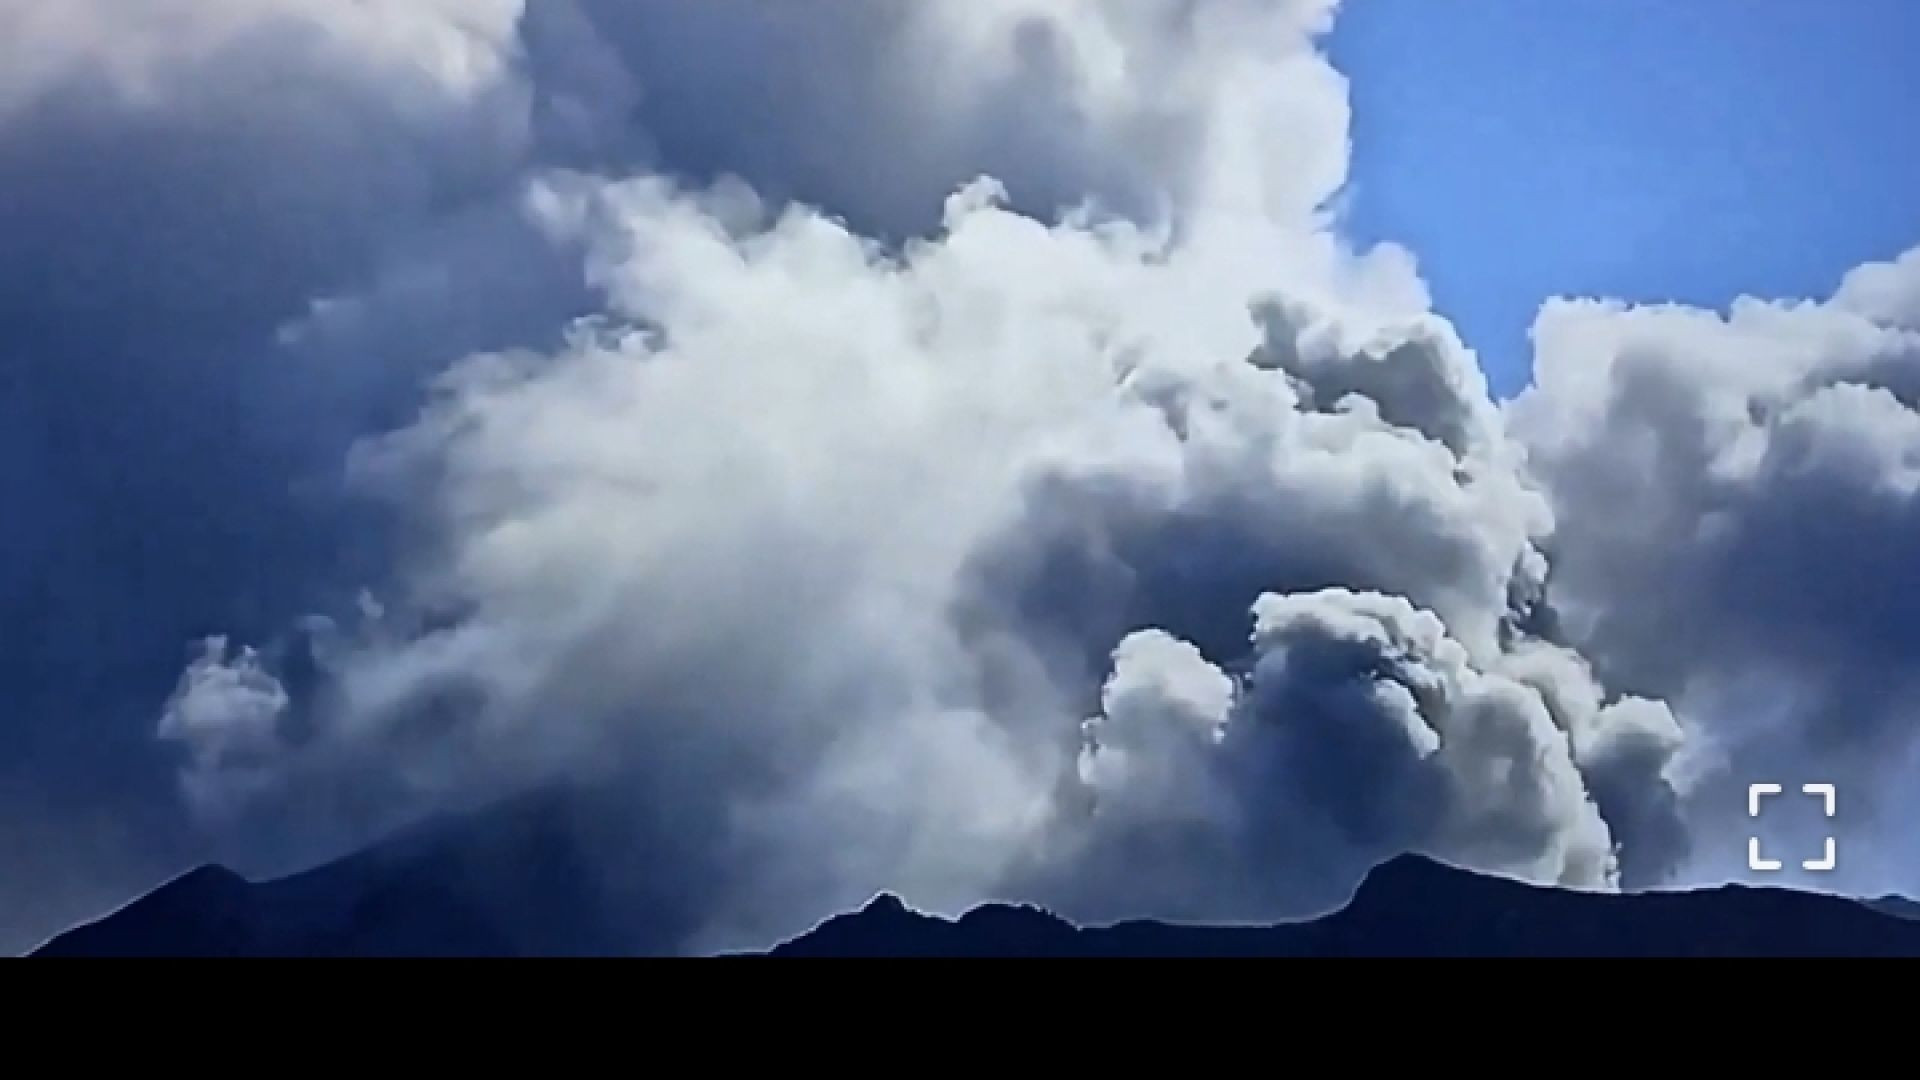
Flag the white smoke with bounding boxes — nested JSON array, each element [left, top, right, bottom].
[[141, 0, 1708, 952], [1513, 244, 1920, 893], [1061, 588, 1663, 923], [157, 639, 293, 821]]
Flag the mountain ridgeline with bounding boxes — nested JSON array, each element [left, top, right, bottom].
[[32, 794, 1920, 957]]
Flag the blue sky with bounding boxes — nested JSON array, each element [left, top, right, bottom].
[[1331, 0, 1920, 396]]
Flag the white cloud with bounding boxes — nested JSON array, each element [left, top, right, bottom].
[[140, 0, 1694, 951], [1078, 629, 1234, 816], [1836, 248, 1920, 329], [1513, 243, 1920, 894], [0, 0, 525, 115], [158, 638, 292, 820], [1061, 589, 1635, 921]]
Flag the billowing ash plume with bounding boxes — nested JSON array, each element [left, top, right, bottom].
[[1512, 247, 1920, 891], [8, 0, 1914, 955], [131, 0, 1696, 952]]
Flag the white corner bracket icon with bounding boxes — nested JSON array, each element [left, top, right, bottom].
[[1746, 782, 1837, 873], [1802, 783, 1836, 871], [1747, 784, 1782, 871]]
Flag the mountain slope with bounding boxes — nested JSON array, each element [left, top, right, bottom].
[[1866, 894, 1920, 922], [32, 791, 630, 957], [33, 793, 1920, 956]]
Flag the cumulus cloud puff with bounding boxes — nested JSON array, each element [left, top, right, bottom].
[[5, 0, 1914, 953], [1062, 590, 1649, 921]]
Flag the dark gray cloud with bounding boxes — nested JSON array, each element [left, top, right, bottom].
[[1513, 251, 1920, 894], [1046, 588, 1649, 925], [0, 0, 574, 950]]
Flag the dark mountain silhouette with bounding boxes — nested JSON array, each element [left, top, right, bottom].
[[32, 790, 633, 957], [766, 858, 1920, 956], [1866, 894, 1920, 922], [33, 791, 1920, 956]]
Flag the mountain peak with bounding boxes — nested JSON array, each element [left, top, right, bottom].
[[1356, 851, 1463, 888], [1346, 851, 1542, 904], [861, 892, 912, 916], [160, 863, 253, 895], [34, 863, 260, 957]]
